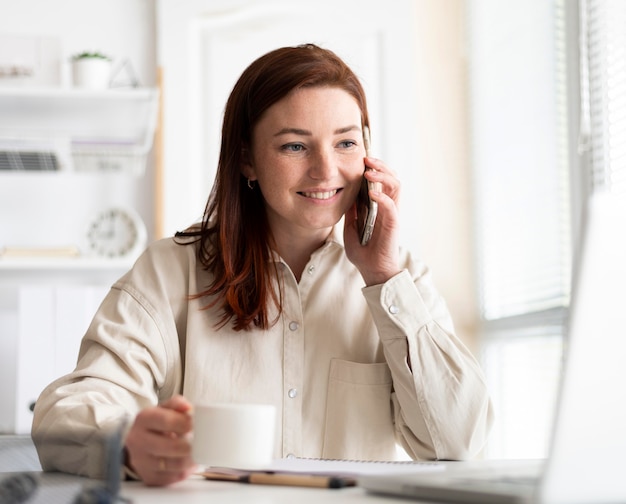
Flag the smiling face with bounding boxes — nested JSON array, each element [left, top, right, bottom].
[[242, 86, 366, 242]]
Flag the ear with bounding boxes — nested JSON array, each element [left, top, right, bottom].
[[240, 147, 256, 180]]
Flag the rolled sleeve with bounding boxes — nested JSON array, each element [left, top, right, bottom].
[[363, 269, 494, 460]]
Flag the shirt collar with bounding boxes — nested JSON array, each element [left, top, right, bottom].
[[268, 225, 344, 264]]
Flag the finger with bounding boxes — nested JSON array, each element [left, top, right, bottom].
[[143, 458, 197, 487], [366, 170, 400, 205], [368, 187, 399, 221], [130, 448, 186, 475], [139, 429, 192, 458], [364, 156, 397, 177], [135, 405, 192, 436], [153, 453, 196, 473], [364, 158, 400, 189], [125, 436, 189, 478], [126, 431, 195, 485], [160, 394, 193, 414]]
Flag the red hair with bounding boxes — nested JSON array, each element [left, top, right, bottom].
[[177, 44, 370, 331]]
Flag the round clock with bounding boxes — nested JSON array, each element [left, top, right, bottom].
[[86, 207, 147, 258]]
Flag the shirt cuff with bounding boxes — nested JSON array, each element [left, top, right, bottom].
[[362, 269, 432, 340]]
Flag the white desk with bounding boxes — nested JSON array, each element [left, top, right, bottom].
[[14, 472, 421, 503], [0, 436, 431, 502], [120, 460, 543, 503], [121, 475, 408, 503]]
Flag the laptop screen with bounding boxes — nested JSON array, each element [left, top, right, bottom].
[[539, 192, 626, 503]]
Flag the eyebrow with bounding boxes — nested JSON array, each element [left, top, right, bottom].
[[273, 125, 362, 137]]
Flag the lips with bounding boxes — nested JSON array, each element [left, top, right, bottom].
[[299, 189, 340, 200]]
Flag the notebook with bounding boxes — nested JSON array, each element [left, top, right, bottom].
[[359, 191, 626, 504]]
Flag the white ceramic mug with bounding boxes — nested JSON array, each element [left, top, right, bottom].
[[192, 403, 276, 469]]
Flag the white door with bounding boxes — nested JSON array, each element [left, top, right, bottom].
[[157, 0, 419, 251]]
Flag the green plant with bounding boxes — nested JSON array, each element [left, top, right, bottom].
[[72, 51, 111, 61]]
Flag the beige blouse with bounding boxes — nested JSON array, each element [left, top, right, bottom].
[[32, 230, 493, 479]]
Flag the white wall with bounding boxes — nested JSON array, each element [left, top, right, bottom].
[[0, 0, 156, 89], [0, 0, 158, 433], [412, 1, 478, 349], [0, 0, 158, 243]]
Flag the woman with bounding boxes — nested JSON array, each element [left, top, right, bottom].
[[32, 44, 493, 487]]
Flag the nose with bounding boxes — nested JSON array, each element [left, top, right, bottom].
[[308, 146, 338, 180]]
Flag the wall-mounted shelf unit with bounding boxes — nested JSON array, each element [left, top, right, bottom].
[[0, 87, 159, 174]]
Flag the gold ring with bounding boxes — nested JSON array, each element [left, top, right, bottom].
[[159, 458, 166, 471]]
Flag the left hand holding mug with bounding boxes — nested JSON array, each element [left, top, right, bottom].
[[124, 395, 196, 486]]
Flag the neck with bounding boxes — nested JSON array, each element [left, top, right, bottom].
[[272, 227, 332, 282]]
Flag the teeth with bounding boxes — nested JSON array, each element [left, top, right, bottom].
[[302, 190, 338, 200]]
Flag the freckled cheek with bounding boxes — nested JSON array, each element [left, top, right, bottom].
[[255, 158, 295, 188]]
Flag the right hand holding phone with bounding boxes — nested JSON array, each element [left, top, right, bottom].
[[344, 156, 403, 286]]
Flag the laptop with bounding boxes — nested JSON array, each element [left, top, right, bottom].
[[360, 191, 626, 503]]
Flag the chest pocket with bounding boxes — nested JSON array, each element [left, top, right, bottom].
[[322, 358, 397, 460]]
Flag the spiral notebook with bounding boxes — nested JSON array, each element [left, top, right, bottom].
[[267, 457, 444, 476], [360, 191, 626, 503], [201, 456, 445, 488]]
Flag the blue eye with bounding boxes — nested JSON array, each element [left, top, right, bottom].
[[282, 143, 305, 152], [338, 140, 357, 149]]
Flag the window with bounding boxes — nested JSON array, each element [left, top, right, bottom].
[[469, 0, 626, 459], [467, 0, 572, 458]]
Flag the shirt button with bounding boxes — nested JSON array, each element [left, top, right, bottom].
[[286, 453, 296, 459], [389, 304, 399, 314], [289, 321, 299, 331], [307, 265, 315, 275], [288, 388, 298, 399]]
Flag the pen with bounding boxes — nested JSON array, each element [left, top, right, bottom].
[[247, 472, 354, 489], [202, 470, 356, 489]]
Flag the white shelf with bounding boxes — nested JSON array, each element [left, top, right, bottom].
[[0, 256, 134, 271], [0, 256, 134, 290], [0, 87, 158, 145], [0, 86, 159, 174]]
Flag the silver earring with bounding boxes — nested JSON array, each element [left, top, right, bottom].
[[247, 178, 255, 190]]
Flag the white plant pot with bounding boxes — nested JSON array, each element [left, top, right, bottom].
[[72, 59, 111, 90]]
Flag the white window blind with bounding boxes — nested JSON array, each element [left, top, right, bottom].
[[583, 0, 626, 194], [468, 0, 572, 325]]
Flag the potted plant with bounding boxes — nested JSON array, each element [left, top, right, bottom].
[[71, 51, 112, 90]]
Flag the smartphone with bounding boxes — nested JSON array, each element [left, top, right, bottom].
[[356, 125, 380, 245]]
